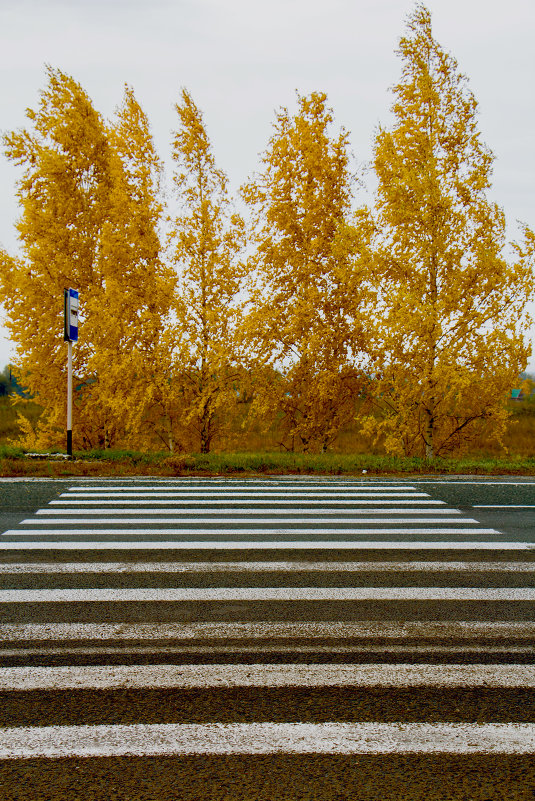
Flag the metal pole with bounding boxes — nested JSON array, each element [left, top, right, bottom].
[[67, 340, 72, 456]]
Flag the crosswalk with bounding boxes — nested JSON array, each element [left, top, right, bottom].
[[1, 477, 535, 796]]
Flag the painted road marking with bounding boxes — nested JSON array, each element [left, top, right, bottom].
[[1, 560, 532, 574], [35, 507, 462, 515], [3, 644, 535, 658], [1, 663, 535, 690], [63, 489, 426, 495], [63, 489, 422, 497], [3, 621, 535, 641], [2, 587, 535, 602], [49, 499, 446, 506], [65, 485, 418, 491], [21, 517, 477, 525], [3, 528, 500, 537], [0, 540, 531, 550], [1, 722, 535, 758]]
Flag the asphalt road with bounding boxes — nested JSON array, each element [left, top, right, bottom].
[[0, 475, 534, 800], [1, 475, 534, 538]]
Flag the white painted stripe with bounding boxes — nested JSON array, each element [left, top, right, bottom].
[[4, 528, 499, 536], [474, 505, 535, 508], [66, 485, 417, 492], [108, 488, 424, 494], [22, 517, 477, 525], [0, 540, 531, 550], [50, 499, 446, 505], [3, 621, 535, 641], [4, 644, 535, 658], [2, 560, 532, 574], [1, 722, 535, 758], [2, 587, 535, 602], [1, 663, 535, 691], [35, 507, 460, 515], [60, 490, 429, 502]]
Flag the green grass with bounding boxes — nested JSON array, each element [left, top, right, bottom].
[[0, 444, 25, 459], [79, 448, 167, 464], [1, 449, 535, 477]]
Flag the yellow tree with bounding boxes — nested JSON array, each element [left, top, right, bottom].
[[242, 92, 374, 452], [367, 5, 534, 459], [169, 89, 246, 453], [0, 71, 177, 451], [87, 86, 177, 450], [0, 66, 113, 449]]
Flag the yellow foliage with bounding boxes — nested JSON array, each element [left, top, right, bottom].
[[1, 68, 116, 448], [241, 92, 375, 452], [0, 72, 172, 451], [1, 45, 532, 459], [169, 89, 246, 453], [367, 5, 534, 459], [11, 410, 38, 450], [85, 85, 175, 450]]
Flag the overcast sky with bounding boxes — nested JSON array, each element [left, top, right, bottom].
[[0, 0, 534, 368]]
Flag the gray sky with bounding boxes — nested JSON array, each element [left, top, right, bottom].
[[0, 0, 534, 368]]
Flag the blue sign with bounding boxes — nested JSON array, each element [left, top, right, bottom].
[[64, 288, 79, 342]]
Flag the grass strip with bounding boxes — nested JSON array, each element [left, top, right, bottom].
[[1, 450, 535, 477]]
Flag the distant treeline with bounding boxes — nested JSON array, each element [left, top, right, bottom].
[[0, 5, 533, 459], [0, 366, 27, 398]]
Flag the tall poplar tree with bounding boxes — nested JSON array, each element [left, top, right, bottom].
[[0, 67, 113, 448], [367, 5, 534, 458], [89, 86, 175, 450], [169, 89, 245, 453], [242, 92, 374, 452], [0, 71, 175, 450]]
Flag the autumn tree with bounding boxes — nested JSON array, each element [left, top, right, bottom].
[[0, 67, 113, 449], [0, 70, 175, 451], [169, 89, 246, 453], [242, 92, 374, 452], [87, 86, 176, 450], [366, 5, 534, 459]]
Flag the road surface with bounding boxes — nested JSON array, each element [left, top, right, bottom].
[[0, 475, 534, 799]]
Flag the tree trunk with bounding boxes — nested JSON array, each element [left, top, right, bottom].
[[424, 409, 434, 460], [164, 415, 174, 453], [200, 407, 211, 454], [200, 430, 211, 454]]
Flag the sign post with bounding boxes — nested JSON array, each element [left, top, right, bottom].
[[64, 289, 79, 457]]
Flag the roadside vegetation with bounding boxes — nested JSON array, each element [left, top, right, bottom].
[[1, 390, 534, 476], [1, 449, 535, 478], [1, 6, 534, 468]]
